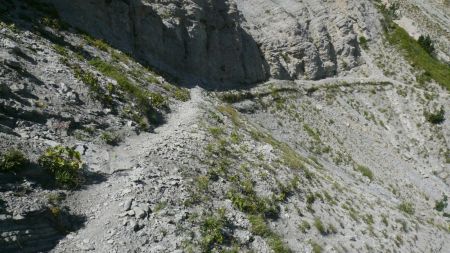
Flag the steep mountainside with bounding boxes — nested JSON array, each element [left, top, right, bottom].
[[0, 0, 449, 253]]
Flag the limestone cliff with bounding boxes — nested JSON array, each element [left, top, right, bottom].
[[48, 0, 382, 87]]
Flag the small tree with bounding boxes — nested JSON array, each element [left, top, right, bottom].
[[418, 35, 435, 55]]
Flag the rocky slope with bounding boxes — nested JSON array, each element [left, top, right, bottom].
[[0, 0, 449, 253]]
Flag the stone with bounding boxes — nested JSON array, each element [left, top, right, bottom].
[[76, 243, 95, 251], [12, 214, 25, 220], [123, 198, 133, 211], [133, 207, 146, 219]]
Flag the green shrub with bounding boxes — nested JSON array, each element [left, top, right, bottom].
[[435, 195, 448, 212], [147, 75, 160, 84], [208, 127, 224, 138], [398, 201, 415, 215], [218, 91, 255, 103], [363, 214, 374, 225], [38, 146, 82, 188], [174, 88, 190, 102], [101, 131, 121, 146], [200, 209, 229, 252], [227, 189, 280, 219], [444, 149, 450, 164], [53, 45, 69, 57], [381, 214, 389, 226], [0, 149, 29, 172], [424, 108, 445, 124], [359, 36, 368, 50], [306, 193, 316, 205], [299, 220, 311, 233], [418, 35, 435, 55], [249, 215, 271, 237], [153, 201, 167, 213]]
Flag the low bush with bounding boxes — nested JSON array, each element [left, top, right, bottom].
[[424, 107, 445, 124], [299, 220, 311, 233], [200, 209, 229, 252], [227, 189, 280, 219], [313, 218, 337, 235], [101, 131, 122, 146], [435, 195, 448, 212], [359, 36, 368, 50], [173, 88, 190, 102], [0, 149, 29, 173], [38, 146, 82, 188], [83, 35, 109, 52], [218, 91, 255, 103]]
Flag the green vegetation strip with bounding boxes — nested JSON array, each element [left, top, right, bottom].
[[89, 58, 166, 109], [386, 24, 450, 90], [89, 58, 166, 126]]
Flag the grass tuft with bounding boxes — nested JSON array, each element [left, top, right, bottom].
[[249, 215, 291, 253], [355, 164, 374, 181], [200, 209, 230, 252], [398, 201, 415, 215]]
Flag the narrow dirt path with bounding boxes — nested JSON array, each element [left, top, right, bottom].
[[52, 87, 205, 252]]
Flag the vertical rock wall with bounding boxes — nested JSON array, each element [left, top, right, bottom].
[[48, 0, 382, 86]]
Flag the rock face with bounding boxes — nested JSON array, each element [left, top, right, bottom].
[[48, 0, 381, 87], [236, 0, 382, 80]]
